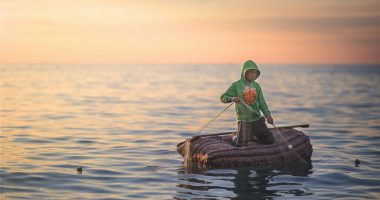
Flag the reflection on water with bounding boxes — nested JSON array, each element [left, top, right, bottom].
[[177, 164, 314, 199], [1, 64, 380, 199]]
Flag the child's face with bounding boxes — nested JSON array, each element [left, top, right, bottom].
[[245, 70, 257, 82]]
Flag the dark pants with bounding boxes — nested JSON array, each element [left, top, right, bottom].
[[232, 117, 274, 147]]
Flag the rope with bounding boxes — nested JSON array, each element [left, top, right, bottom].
[[196, 102, 234, 134]]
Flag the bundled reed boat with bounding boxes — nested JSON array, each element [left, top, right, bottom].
[[177, 126, 312, 168]]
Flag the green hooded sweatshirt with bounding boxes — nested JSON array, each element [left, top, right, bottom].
[[220, 60, 271, 122]]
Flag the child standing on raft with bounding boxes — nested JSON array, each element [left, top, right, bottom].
[[221, 60, 275, 147]]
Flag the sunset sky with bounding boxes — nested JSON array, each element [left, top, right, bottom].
[[1, 0, 380, 64]]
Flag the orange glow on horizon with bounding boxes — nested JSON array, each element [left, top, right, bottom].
[[1, 0, 380, 64]]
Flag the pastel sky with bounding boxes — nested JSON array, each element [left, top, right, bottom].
[[1, 0, 380, 64]]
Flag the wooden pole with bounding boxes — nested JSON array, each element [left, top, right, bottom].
[[192, 124, 309, 139]]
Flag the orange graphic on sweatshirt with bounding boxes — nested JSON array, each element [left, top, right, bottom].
[[243, 86, 257, 106]]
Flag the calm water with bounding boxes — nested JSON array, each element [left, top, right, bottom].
[[1, 64, 380, 199]]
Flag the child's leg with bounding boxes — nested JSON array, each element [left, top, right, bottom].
[[254, 118, 275, 144], [232, 121, 253, 147]]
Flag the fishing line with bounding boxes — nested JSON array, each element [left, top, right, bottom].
[[270, 123, 308, 168], [183, 102, 234, 169], [196, 102, 234, 134], [239, 99, 308, 168], [184, 99, 257, 167]]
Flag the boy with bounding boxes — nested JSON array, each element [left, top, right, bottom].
[[221, 60, 275, 147]]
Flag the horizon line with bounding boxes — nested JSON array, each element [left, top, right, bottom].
[[1, 62, 380, 66]]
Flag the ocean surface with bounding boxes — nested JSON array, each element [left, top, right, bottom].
[[1, 64, 379, 200]]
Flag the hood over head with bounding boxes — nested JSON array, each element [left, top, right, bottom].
[[241, 60, 261, 82]]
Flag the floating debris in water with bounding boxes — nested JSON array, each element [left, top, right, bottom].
[[355, 159, 360, 167], [144, 165, 160, 172], [77, 166, 83, 174]]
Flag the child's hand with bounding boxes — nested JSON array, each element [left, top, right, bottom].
[[266, 115, 274, 124], [231, 97, 240, 103]]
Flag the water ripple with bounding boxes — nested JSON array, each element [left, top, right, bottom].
[[1, 64, 380, 200]]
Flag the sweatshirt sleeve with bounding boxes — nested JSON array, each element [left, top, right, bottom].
[[257, 84, 271, 117], [220, 83, 237, 103]]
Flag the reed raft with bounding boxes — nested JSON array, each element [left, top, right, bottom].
[[177, 128, 313, 168]]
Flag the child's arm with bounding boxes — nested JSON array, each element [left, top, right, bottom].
[[220, 83, 238, 103]]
